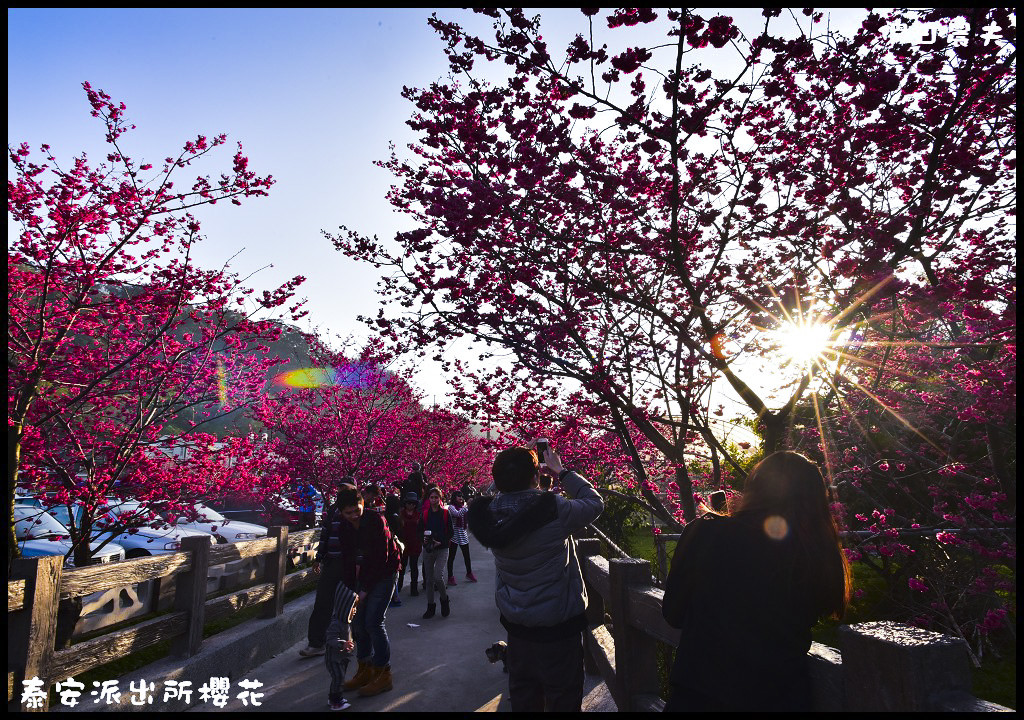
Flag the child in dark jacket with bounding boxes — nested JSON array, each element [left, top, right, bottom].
[[325, 583, 359, 711]]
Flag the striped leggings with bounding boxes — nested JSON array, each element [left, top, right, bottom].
[[325, 645, 352, 701]]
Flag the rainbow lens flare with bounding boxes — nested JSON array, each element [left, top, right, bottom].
[[272, 365, 376, 390], [216, 357, 228, 406]]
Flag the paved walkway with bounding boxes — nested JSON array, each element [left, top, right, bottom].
[[189, 535, 615, 712]]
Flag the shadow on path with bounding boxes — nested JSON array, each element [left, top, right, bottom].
[[188, 536, 614, 712]]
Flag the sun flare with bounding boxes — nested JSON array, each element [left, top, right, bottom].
[[773, 320, 833, 369]]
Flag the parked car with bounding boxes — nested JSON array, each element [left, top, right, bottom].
[[168, 503, 268, 544], [14, 494, 42, 508], [206, 494, 303, 527], [49, 499, 215, 559], [13, 505, 125, 566]]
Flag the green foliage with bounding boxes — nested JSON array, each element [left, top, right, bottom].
[[593, 488, 648, 552]]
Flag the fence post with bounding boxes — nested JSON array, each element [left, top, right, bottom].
[[8, 555, 63, 712], [576, 537, 603, 675], [608, 557, 660, 711], [838, 621, 974, 711], [262, 526, 288, 619], [171, 536, 211, 658]]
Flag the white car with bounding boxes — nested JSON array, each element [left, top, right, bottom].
[[170, 503, 268, 544], [13, 505, 126, 566], [49, 499, 215, 559]]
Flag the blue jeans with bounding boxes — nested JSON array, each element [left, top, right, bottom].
[[352, 571, 398, 667]]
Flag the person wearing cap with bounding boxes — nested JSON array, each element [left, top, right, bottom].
[[396, 492, 423, 597]]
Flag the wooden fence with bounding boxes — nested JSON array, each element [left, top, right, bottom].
[[8, 527, 319, 713], [576, 537, 1012, 712]]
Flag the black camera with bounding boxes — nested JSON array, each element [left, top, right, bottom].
[[485, 641, 508, 672]]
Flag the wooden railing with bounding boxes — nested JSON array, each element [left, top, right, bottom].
[[7, 527, 320, 712], [576, 537, 1011, 712]]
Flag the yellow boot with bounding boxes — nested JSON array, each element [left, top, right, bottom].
[[358, 665, 393, 697], [344, 659, 375, 691]]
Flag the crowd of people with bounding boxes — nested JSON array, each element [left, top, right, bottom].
[[298, 462, 486, 709], [296, 445, 850, 713]]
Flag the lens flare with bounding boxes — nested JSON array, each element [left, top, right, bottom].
[[216, 356, 228, 406], [773, 320, 833, 369], [272, 364, 377, 390], [763, 515, 789, 541], [274, 368, 336, 388]]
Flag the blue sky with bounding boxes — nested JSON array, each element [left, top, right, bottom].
[[8, 8, 869, 412]]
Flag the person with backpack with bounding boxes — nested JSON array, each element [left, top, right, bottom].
[[331, 484, 402, 698], [420, 485, 454, 619]]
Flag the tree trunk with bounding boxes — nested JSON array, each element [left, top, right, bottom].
[[676, 463, 696, 523], [8, 422, 23, 567], [762, 413, 788, 455]]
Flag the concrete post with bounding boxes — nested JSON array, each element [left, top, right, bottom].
[[608, 558, 659, 711], [838, 621, 973, 711]]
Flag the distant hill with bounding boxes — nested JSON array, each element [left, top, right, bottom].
[[163, 320, 314, 438]]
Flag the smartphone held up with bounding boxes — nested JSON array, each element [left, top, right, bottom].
[[535, 438, 550, 465]]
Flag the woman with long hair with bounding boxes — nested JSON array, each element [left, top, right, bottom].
[[662, 451, 851, 711]]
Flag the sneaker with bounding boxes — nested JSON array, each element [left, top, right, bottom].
[[390, 595, 402, 607], [448, 575, 458, 586], [329, 698, 351, 711], [299, 645, 325, 657], [466, 572, 478, 582]]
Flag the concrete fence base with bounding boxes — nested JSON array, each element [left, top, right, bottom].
[[57, 593, 315, 712]]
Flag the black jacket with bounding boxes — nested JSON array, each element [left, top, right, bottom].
[[662, 514, 819, 711]]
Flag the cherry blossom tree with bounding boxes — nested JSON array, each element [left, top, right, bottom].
[[329, 8, 1014, 649], [254, 336, 490, 502], [8, 82, 306, 565], [330, 8, 1014, 526]]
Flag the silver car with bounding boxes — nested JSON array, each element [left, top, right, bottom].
[[49, 499, 215, 559], [13, 505, 125, 566], [169, 502, 268, 544]]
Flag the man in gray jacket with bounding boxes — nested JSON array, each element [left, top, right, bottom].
[[467, 443, 604, 712]]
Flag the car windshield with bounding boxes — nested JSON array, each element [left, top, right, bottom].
[[188, 503, 227, 523], [14, 508, 70, 540], [48, 504, 78, 529]]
